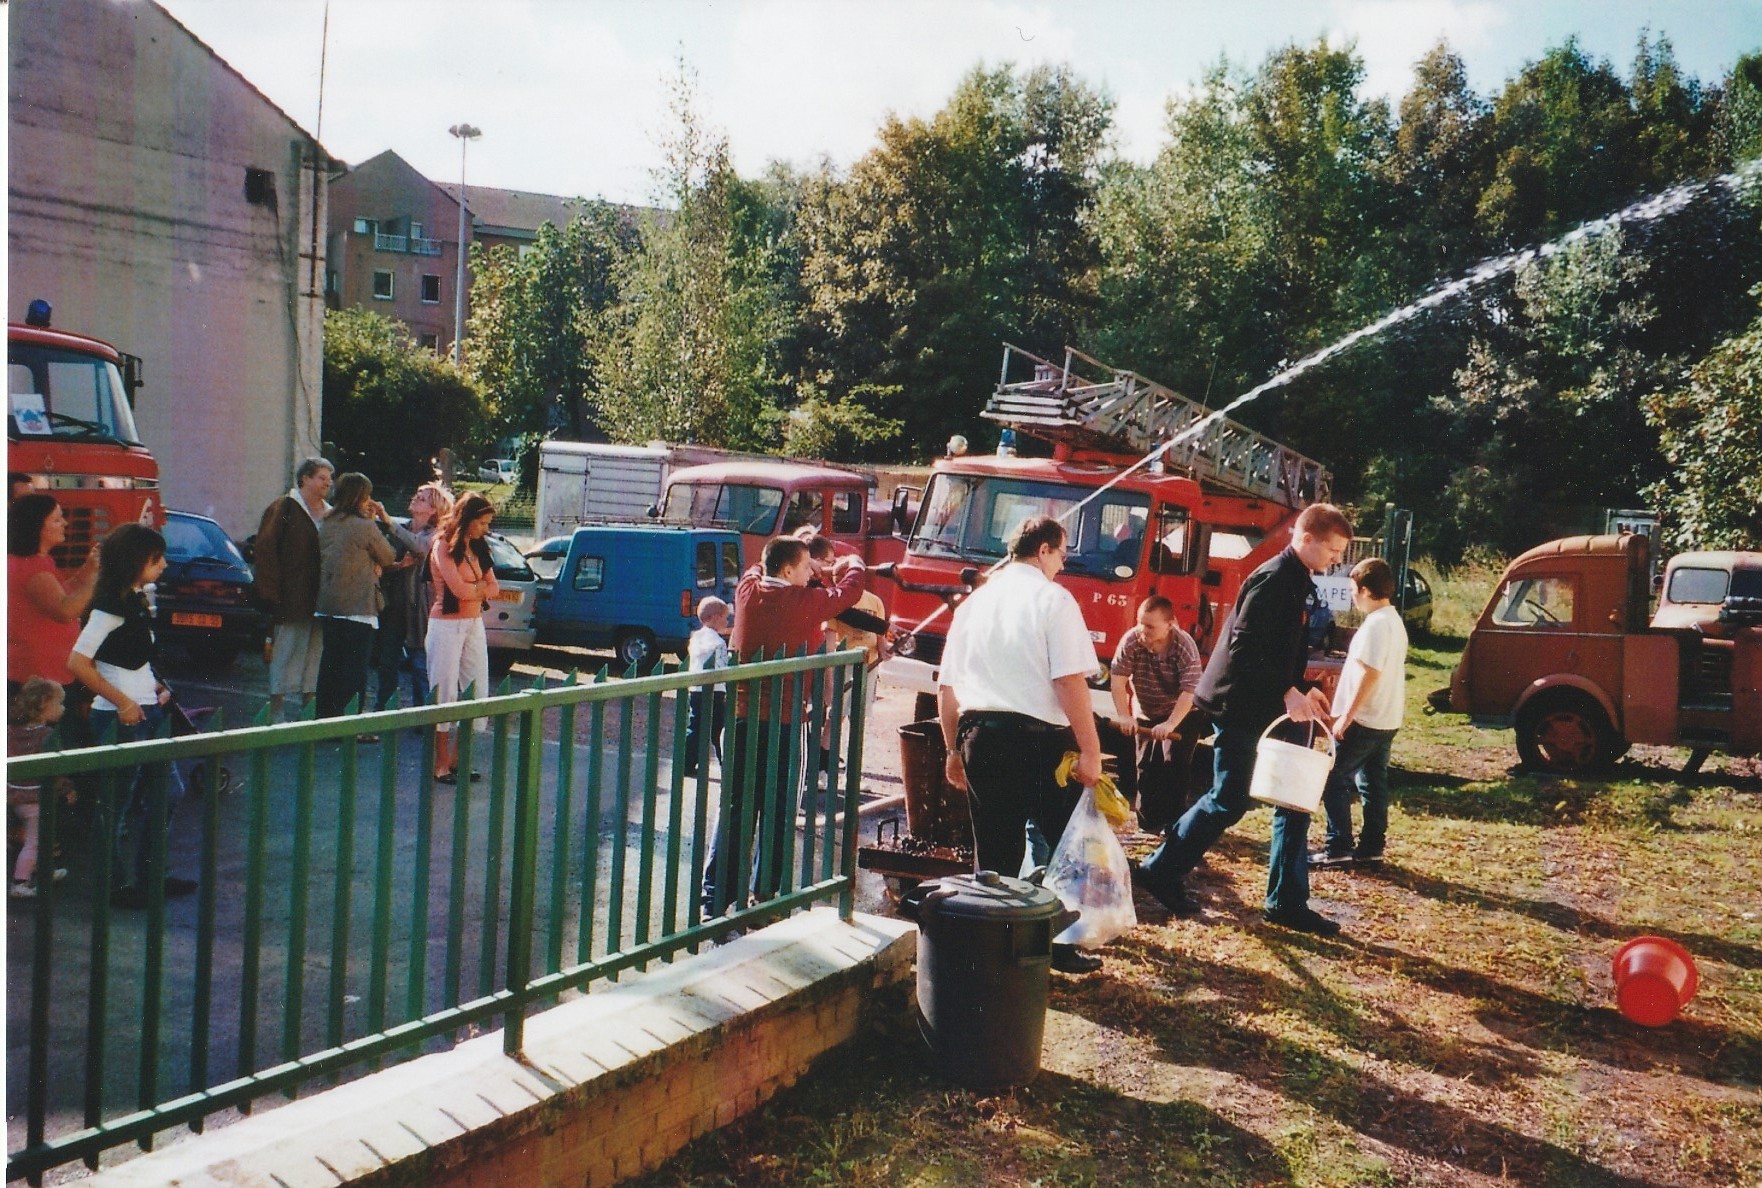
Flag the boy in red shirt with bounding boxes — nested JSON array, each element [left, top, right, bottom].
[[701, 537, 866, 916]]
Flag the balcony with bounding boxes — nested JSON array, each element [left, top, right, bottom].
[[374, 232, 408, 252], [411, 237, 442, 256]]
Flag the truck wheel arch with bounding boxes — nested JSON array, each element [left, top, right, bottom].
[[1513, 675, 1620, 734], [1513, 683, 1624, 774]]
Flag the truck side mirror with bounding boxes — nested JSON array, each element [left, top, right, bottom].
[[891, 485, 921, 537], [120, 352, 144, 406], [1201, 570, 1222, 588], [645, 503, 660, 519]]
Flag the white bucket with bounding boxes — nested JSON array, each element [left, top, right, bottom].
[[1248, 715, 1335, 814]]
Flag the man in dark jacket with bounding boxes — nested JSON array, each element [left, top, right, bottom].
[[253, 457, 332, 720], [1137, 503, 1353, 935]]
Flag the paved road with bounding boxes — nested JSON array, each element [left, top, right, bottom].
[[6, 640, 913, 1179]]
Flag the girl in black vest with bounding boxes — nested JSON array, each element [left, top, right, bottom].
[[67, 524, 193, 910]]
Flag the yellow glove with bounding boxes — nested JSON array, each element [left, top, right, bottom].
[[1055, 751, 1132, 827]]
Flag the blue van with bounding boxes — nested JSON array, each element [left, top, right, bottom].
[[524, 524, 743, 669]]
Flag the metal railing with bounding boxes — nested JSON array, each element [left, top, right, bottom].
[[5, 649, 866, 1182], [373, 232, 409, 253], [410, 237, 442, 256]]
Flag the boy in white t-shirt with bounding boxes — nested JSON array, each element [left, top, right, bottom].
[[1311, 557, 1409, 868], [682, 596, 731, 777]]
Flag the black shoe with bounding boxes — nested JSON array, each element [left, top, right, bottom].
[[163, 876, 198, 898], [1262, 906, 1342, 937], [110, 884, 148, 911], [1353, 849, 1384, 867], [1308, 850, 1355, 869], [1133, 863, 1198, 917], [1051, 945, 1104, 974]]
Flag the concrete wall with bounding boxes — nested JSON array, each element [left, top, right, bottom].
[[8, 0, 329, 538]]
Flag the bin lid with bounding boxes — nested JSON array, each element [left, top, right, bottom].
[[921, 870, 1065, 923]]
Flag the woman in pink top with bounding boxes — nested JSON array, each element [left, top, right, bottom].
[[7, 495, 98, 693], [425, 492, 498, 783]]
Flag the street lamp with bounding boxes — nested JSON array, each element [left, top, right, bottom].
[[448, 122, 482, 368]]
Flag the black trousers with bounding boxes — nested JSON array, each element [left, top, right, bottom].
[[955, 711, 1080, 879], [315, 619, 376, 718]]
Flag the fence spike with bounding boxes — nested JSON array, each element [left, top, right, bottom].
[[495, 674, 514, 697], [253, 702, 272, 727], [594, 665, 610, 684], [344, 694, 361, 716], [210, 707, 226, 733]]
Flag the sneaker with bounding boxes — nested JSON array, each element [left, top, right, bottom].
[[1262, 905, 1342, 937], [163, 876, 199, 898], [10, 881, 37, 900], [1308, 850, 1355, 869], [1353, 849, 1384, 867]]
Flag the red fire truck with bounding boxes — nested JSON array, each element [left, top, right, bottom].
[[876, 344, 1333, 715], [8, 315, 162, 567]]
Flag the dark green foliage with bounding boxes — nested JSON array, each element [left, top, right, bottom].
[[321, 308, 487, 485]]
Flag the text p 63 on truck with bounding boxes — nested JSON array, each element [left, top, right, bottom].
[[876, 345, 1336, 714], [8, 310, 161, 565]]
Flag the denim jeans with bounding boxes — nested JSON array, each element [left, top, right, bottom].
[[701, 716, 800, 916], [1321, 724, 1397, 857], [1139, 720, 1312, 914], [682, 689, 725, 773], [88, 703, 174, 891], [316, 619, 376, 718]]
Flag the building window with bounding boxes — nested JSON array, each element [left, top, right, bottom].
[[244, 167, 277, 208], [354, 217, 378, 236], [419, 333, 440, 351], [410, 222, 424, 239], [372, 271, 394, 300], [324, 270, 338, 294], [420, 274, 442, 304]]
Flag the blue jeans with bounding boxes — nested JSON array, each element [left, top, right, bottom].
[[683, 689, 725, 773], [1139, 720, 1312, 914], [1321, 725, 1397, 857], [701, 716, 800, 916], [89, 704, 175, 891]]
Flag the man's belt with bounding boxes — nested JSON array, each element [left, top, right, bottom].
[[957, 710, 1067, 734]]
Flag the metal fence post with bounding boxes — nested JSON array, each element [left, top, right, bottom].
[[504, 696, 545, 1055]]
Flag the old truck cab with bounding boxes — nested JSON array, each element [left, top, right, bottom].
[[1438, 534, 1762, 772]]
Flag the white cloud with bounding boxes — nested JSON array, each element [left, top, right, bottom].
[[1325, 0, 1509, 102]]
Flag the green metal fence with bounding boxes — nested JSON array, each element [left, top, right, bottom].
[[4, 648, 866, 1183]]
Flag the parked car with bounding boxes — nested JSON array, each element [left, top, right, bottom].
[[483, 530, 539, 660], [478, 458, 518, 485], [514, 524, 743, 670], [154, 509, 268, 668]]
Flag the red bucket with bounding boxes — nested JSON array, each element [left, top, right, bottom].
[[1611, 936, 1699, 1027]]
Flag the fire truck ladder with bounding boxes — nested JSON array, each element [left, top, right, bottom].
[[982, 344, 1331, 507]]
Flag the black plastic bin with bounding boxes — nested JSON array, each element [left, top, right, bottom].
[[904, 870, 1075, 1087]]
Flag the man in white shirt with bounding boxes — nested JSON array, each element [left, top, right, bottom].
[[938, 515, 1106, 974], [1312, 557, 1409, 868]]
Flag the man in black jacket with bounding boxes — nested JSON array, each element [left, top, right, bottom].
[[1138, 503, 1353, 935]]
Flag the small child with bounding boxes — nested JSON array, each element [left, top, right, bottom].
[[8, 677, 71, 898], [682, 596, 731, 777], [1312, 557, 1410, 868]]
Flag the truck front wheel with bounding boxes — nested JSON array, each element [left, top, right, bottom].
[[1516, 691, 1622, 774], [614, 628, 657, 673]]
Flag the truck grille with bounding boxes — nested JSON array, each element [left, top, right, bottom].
[[52, 507, 110, 569]]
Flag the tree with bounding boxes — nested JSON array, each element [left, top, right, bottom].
[[322, 308, 487, 485], [1644, 287, 1762, 550], [465, 203, 634, 441], [594, 64, 797, 449], [798, 64, 1113, 453]]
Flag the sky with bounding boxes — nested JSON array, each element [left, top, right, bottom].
[[151, 0, 1762, 206]]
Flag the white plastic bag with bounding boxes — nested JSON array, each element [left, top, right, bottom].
[[1044, 786, 1137, 948]]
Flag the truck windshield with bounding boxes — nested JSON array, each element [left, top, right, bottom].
[[662, 482, 783, 535], [909, 474, 1151, 580], [7, 344, 142, 445]]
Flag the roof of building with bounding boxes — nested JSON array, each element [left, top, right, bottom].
[[437, 183, 586, 237]]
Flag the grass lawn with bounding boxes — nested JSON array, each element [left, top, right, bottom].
[[634, 587, 1762, 1186]]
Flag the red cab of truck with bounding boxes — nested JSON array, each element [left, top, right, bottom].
[[657, 459, 905, 577], [8, 319, 161, 566], [1435, 533, 1762, 772], [876, 346, 1334, 710]]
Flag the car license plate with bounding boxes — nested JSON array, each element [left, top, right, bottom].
[[172, 612, 224, 628], [495, 590, 523, 603]]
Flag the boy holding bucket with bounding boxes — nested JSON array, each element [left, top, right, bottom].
[[1311, 558, 1408, 868]]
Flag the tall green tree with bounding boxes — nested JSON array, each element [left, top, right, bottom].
[[798, 64, 1113, 453], [322, 308, 487, 484], [594, 65, 796, 449], [1644, 286, 1762, 550], [466, 202, 634, 441]]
